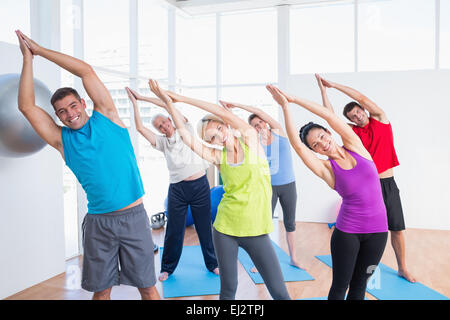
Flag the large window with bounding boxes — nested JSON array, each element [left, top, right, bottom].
[[85, 72, 131, 125], [0, 0, 30, 45], [54, 0, 448, 260], [84, 0, 129, 73], [60, 0, 76, 89], [441, 0, 450, 69], [135, 80, 171, 214], [290, 1, 355, 74], [139, 0, 169, 80], [357, 0, 435, 71], [176, 13, 216, 86], [220, 85, 279, 123], [219, 8, 279, 137], [221, 9, 277, 85]]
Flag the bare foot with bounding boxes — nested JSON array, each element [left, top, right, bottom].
[[212, 268, 220, 275], [250, 267, 258, 273], [290, 258, 307, 270], [398, 269, 416, 283], [158, 272, 169, 282]]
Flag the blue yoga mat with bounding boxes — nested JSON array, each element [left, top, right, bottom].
[[159, 245, 220, 298], [316, 255, 449, 300], [238, 241, 314, 284]]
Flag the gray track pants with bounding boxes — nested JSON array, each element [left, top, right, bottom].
[[212, 228, 291, 300]]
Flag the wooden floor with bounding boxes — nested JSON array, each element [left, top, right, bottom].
[[5, 221, 450, 300]]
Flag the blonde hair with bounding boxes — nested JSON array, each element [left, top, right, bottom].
[[197, 114, 226, 142]]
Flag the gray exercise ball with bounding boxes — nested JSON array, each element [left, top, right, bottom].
[[0, 73, 55, 158]]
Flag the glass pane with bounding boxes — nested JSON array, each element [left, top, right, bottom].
[[358, 0, 435, 71], [0, 0, 30, 45], [220, 85, 280, 123], [85, 72, 131, 127], [221, 9, 277, 84], [139, 0, 169, 79], [139, 146, 170, 214], [84, 0, 129, 72], [60, 0, 76, 88], [176, 14, 216, 86], [176, 87, 218, 127], [440, 0, 450, 69], [290, 1, 355, 74], [63, 166, 79, 259], [60, 0, 79, 259], [132, 80, 170, 214]]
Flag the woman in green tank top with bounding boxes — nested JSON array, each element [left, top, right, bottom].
[[149, 80, 290, 300]]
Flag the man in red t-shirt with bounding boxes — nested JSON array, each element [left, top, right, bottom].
[[315, 74, 416, 283]]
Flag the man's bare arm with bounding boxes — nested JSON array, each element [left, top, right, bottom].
[[16, 31, 64, 157], [17, 30, 125, 128]]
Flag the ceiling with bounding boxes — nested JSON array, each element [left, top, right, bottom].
[[165, 0, 346, 15]]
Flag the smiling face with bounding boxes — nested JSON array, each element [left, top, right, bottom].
[[53, 94, 88, 130], [346, 105, 369, 127], [153, 116, 175, 138], [249, 116, 270, 139], [305, 127, 337, 156], [204, 120, 231, 146]]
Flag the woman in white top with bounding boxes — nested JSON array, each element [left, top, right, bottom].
[[126, 87, 219, 282]]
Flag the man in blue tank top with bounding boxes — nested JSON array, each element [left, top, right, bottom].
[[16, 30, 159, 300]]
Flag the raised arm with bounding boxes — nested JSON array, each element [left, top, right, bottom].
[[165, 91, 259, 149], [148, 80, 221, 166], [16, 30, 125, 128], [137, 85, 189, 125], [126, 87, 157, 147], [326, 78, 388, 123], [16, 31, 64, 158], [267, 85, 370, 159], [266, 85, 334, 188], [315, 74, 335, 113], [219, 100, 285, 135]]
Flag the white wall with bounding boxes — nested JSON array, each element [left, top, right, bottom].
[[0, 41, 65, 299], [285, 70, 450, 230]]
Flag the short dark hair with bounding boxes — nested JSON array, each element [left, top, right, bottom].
[[248, 113, 260, 125], [299, 122, 327, 150], [343, 101, 363, 120], [50, 87, 81, 108]]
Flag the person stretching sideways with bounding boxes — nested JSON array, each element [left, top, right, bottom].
[[267, 84, 388, 300], [218, 100, 304, 271], [315, 74, 415, 283], [16, 30, 159, 300], [148, 80, 290, 300], [126, 87, 219, 282]]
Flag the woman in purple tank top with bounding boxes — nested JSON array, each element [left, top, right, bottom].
[[267, 84, 388, 300]]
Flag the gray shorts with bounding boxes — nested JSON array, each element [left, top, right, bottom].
[[81, 203, 157, 292]]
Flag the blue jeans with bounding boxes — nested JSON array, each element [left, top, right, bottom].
[[161, 175, 218, 274]]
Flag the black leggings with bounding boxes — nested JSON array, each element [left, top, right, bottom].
[[212, 228, 290, 300], [271, 181, 297, 232], [328, 228, 388, 300]]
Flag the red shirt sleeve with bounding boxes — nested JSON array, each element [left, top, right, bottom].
[[353, 117, 399, 174]]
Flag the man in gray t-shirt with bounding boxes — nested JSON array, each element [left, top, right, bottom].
[[126, 87, 219, 281]]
